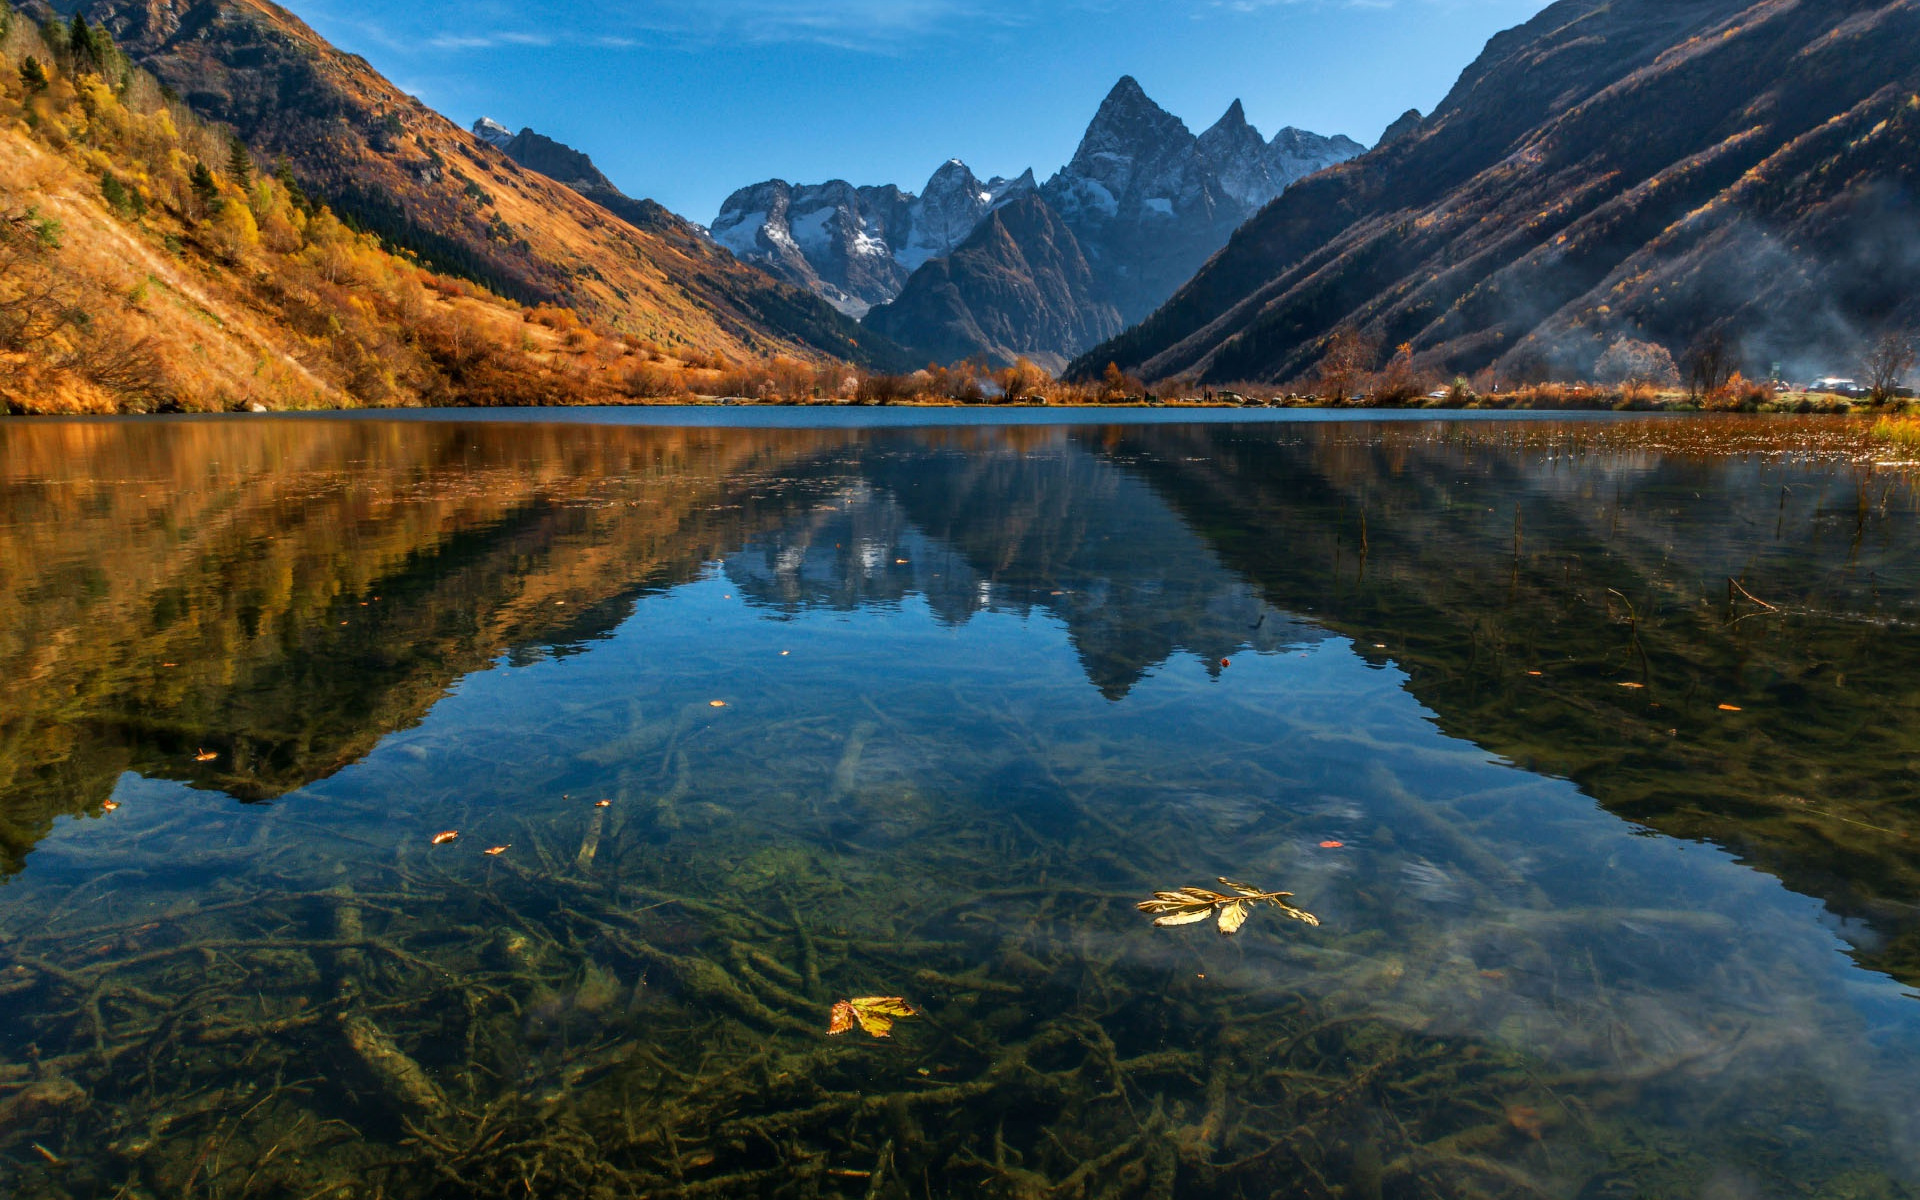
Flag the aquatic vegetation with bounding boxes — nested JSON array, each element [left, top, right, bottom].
[[1138, 878, 1320, 933]]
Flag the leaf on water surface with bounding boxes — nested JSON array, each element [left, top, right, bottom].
[[709, 700, 727, 708], [827, 997, 919, 1038], [431, 831, 460, 845], [194, 749, 218, 762], [1153, 910, 1213, 928], [1718, 704, 1743, 712], [1618, 682, 1646, 690], [1137, 877, 1320, 935], [102, 800, 120, 813], [483, 845, 510, 856], [595, 799, 612, 808], [1218, 902, 1251, 934]]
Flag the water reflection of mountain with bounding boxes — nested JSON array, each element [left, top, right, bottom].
[[1092, 420, 1920, 986], [4, 416, 1918, 993], [725, 431, 1323, 697], [0, 421, 1312, 874], [0, 421, 854, 874]]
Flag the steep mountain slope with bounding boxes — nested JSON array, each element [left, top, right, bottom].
[[0, 10, 688, 412], [710, 161, 1035, 317], [1080, 0, 1920, 385], [470, 119, 695, 245], [863, 194, 1122, 372], [35, 0, 905, 368]]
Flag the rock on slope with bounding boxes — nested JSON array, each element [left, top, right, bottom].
[[44, 0, 907, 368], [1078, 0, 1920, 385], [863, 194, 1123, 373]]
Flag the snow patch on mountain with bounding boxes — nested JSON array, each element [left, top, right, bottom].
[[471, 117, 513, 148]]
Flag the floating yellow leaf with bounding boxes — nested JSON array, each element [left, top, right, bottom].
[[102, 800, 120, 813], [194, 749, 218, 762], [595, 799, 612, 808], [1137, 878, 1319, 936], [827, 996, 919, 1038], [431, 831, 460, 845], [709, 700, 727, 708], [1217, 901, 1251, 934], [1618, 682, 1646, 690], [483, 845, 510, 856], [1718, 704, 1743, 712]]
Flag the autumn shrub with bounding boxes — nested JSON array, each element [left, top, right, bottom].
[[854, 372, 911, 405], [1702, 372, 1775, 412], [620, 362, 683, 399]]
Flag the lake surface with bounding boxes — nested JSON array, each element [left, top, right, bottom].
[[1, 412, 1917, 1199]]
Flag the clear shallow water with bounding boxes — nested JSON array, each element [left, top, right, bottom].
[[0, 413, 1916, 1198]]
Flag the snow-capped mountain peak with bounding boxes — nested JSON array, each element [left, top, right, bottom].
[[471, 117, 513, 148]]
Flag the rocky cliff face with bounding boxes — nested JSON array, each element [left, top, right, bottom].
[[1039, 78, 1362, 326], [709, 161, 1034, 317], [1077, 0, 1920, 386], [863, 194, 1122, 373]]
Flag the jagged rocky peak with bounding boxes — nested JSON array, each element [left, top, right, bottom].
[[471, 117, 513, 148], [707, 158, 1036, 317], [1073, 76, 1194, 169], [1196, 100, 1274, 209], [898, 159, 1034, 272]]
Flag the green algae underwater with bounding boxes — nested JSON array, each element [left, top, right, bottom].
[[0, 412, 1917, 1199]]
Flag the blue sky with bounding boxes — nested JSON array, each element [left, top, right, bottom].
[[294, 0, 1546, 224]]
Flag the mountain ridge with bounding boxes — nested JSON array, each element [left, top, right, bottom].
[[29, 0, 910, 369], [1074, 0, 1920, 386], [863, 193, 1123, 373], [709, 77, 1361, 365]]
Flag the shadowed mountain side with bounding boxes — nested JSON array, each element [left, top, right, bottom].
[[38, 0, 907, 369], [1089, 420, 1920, 985], [724, 427, 1323, 695], [1077, 0, 1920, 385], [864, 196, 1123, 373], [0, 421, 861, 874]]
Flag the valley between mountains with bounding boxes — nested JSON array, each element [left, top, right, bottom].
[[1, 0, 1917, 412]]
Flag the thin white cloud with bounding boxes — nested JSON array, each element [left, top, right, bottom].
[[318, 0, 1027, 57]]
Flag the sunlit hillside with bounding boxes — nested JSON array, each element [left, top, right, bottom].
[[0, 5, 909, 413]]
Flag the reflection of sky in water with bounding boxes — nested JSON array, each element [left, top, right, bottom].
[[35, 568, 1920, 1176], [4, 415, 1919, 1192]]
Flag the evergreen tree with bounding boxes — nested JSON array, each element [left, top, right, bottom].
[[68, 13, 99, 74], [190, 160, 222, 212], [19, 56, 49, 95], [275, 158, 313, 216], [226, 136, 254, 189]]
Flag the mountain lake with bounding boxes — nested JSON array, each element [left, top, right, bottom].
[[0, 409, 1917, 1199]]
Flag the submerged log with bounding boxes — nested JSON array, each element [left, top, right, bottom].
[[342, 1013, 449, 1120]]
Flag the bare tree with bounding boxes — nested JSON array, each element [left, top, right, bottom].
[[1684, 330, 1735, 399], [1864, 330, 1916, 404], [1314, 325, 1380, 402]]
